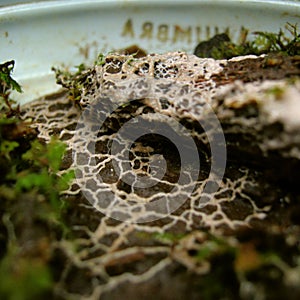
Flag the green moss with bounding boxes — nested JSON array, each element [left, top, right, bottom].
[[196, 235, 236, 262], [0, 61, 75, 299], [265, 86, 285, 99], [153, 232, 185, 243], [52, 63, 92, 102], [95, 53, 106, 66], [194, 23, 300, 59], [0, 249, 53, 300]]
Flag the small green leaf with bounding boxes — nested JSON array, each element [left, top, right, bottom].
[[0, 140, 19, 159], [47, 138, 66, 172], [57, 170, 75, 191], [95, 53, 106, 66], [0, 60, 22, 93]]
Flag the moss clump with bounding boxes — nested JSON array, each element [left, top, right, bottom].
[[194, 23, 300, 59], [0, 61, 74, 299], [51, 63, 91, 102]]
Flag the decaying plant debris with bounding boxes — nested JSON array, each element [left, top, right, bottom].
[[1, 25, 300, 300]]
